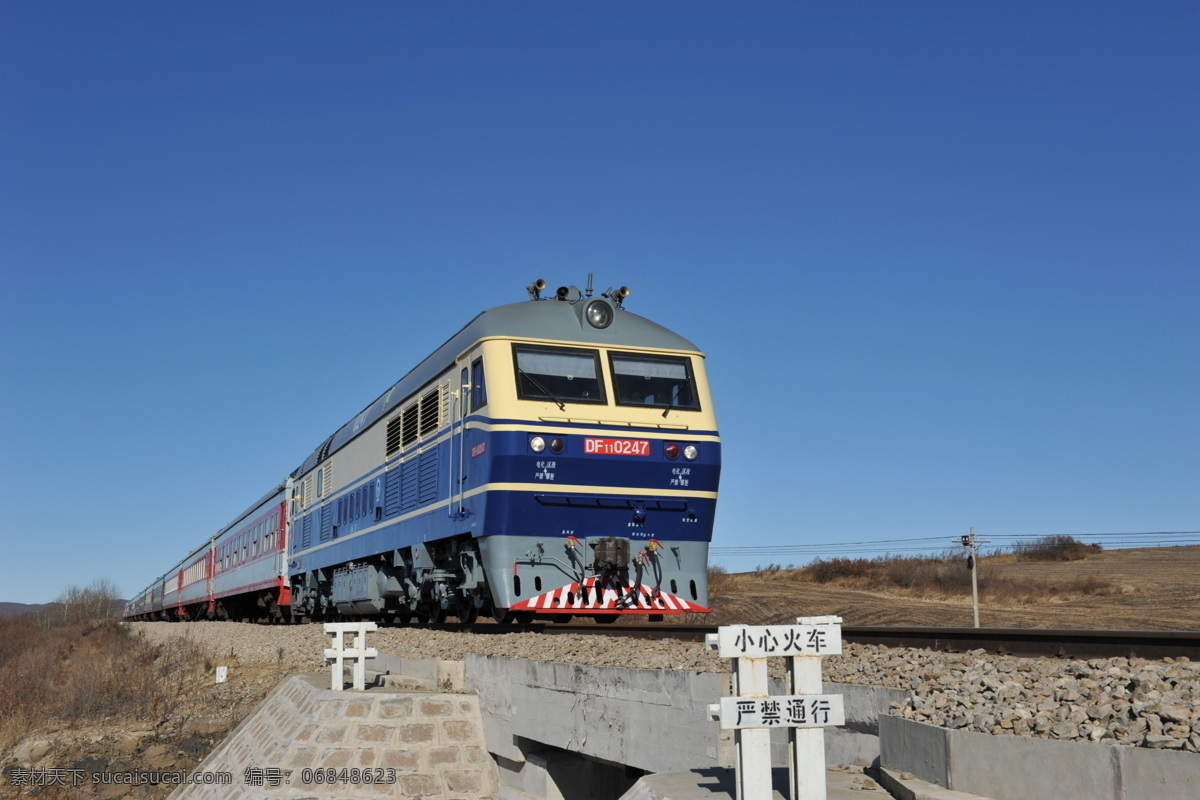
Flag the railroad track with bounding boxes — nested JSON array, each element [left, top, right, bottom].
[[427, 621, 1200, 660], [273, 616, 1200, 660]]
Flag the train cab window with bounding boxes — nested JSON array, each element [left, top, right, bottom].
[[471, 358, 487, 411], [609, 352, 700, 411], [513, 345, 606, 405]]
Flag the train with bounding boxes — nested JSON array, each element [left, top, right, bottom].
[[123, 279, 720, 625]]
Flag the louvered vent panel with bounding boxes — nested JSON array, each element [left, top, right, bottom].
[[420, 388, 440, 437], [301, 515, 312, 550], [401, 458, 420, 510], [320, 504, 333, 542], [322, 461, 333, 497], [386, 414, 404, 457], [402, 404, 420, 447], [304, 475, 314, 510], [384, 468, 402, 517], [419, 449, 439, 504]]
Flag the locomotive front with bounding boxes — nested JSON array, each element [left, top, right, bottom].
[[464, 282, 721, 621]]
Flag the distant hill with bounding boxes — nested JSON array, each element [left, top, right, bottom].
[[0, 602, 53, 617]]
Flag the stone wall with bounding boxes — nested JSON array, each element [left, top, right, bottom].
[[170, 674, 497, 800]]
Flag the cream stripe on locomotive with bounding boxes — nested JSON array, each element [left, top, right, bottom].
[[469, 335, 719, 431], [466, 420, 721, 442]]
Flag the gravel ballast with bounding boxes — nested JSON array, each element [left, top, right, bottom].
[[127, 622, 1200, 753]]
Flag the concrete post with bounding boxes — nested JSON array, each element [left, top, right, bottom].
[[734, 655, 772, 800], [788, 650, 825, 800], [323, 621, 378, 690]]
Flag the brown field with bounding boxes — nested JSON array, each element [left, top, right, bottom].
[[707, 545, 1200, 630]]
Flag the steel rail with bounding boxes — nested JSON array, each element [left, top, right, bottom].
[[837, 626, 1200, 661]]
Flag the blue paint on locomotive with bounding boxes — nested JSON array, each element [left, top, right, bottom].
[[288, 420, 719, 574]]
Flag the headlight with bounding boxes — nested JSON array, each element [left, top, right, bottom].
[[683, 445, 698, 460], [530, 436, 546, 453], [585, 299, 613, 329]]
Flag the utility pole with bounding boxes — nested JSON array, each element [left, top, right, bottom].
[[956, 527, 990, 628]]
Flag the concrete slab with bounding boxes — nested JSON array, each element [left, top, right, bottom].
[[948, 722, 1120, 800], [881, 715, 1200, 800], [1116, 741, 1200, 800], [877, 768, 996, 800], [619, 765, 888, 799], [879, 715, 949, 788]]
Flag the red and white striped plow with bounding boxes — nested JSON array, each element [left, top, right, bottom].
[[509, 575, 711, 615]]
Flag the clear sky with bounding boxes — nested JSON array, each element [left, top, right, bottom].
[[2, 2, 1196, 603]]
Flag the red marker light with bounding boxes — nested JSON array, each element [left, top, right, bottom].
[[665, 443, 680, 459]]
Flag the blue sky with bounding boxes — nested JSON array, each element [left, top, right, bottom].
[[2, 2, 1196, 602]]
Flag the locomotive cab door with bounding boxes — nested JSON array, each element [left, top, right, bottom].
[[454, 351, 487, 531]]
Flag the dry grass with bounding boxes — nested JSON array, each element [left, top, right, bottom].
[[0, 614, 214, 756], [705, 545, 1200, 630], [791, 540, 1119, 604]]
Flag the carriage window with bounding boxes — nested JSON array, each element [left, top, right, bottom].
[[609, 353, 700, 411], [513, 345, 605, 405]]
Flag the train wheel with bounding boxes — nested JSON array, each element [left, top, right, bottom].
[[593, 614, 619, 624], [456, 602, 478, 625], [491, 607, 514, 625], [514, 611, 535, 626], [552, 614, 574, 624], [427, 604, 447, 625]]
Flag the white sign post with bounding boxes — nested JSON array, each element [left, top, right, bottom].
[[324, 621, 378, 691], [707, 616, 844, 800]]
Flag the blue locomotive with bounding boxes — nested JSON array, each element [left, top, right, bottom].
[[124, 280, 720, 624]]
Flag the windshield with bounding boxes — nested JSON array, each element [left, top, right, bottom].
[[514, 345, 606, 405], [610, 352, 699, 411]]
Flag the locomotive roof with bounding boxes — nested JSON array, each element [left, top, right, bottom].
[[293, 297, 702, 478]]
